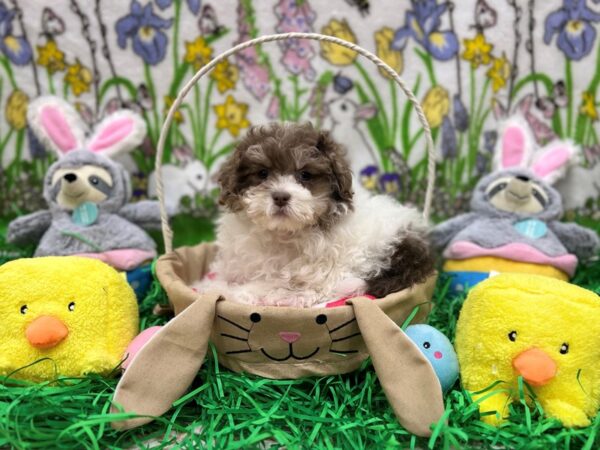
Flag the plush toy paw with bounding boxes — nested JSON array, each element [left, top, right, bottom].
[[542, 399, 591, 428], [473, 392, 510, 426]]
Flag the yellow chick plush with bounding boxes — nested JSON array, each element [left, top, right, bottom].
[[455, 273, 600, 428], [0, 256, 139, 381]]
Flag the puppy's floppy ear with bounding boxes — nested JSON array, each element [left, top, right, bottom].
[[316, 129, 353, 205], [217, 148, 243, 211]]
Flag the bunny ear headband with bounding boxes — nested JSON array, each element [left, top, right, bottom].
[[27, 96, 147, 159], [492, 114, 579, 185]]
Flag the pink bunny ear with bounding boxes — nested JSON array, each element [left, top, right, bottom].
[[27, 96, 86, 156], [531, 140, 578, 184], [493, 115, 535, 171], [86, 110, 147, 157]]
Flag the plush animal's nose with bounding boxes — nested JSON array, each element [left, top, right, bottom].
[[515, 175, 530, 182], [279, 331, 301, 343], [63, 173, 77, 183], [272, 191, 291, 207], [512, 348, 557, 386], [26, 316, 69, 349]]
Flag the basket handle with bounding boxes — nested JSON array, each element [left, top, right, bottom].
[[155, 32, 436, 253]]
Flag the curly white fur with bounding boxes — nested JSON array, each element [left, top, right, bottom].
[[193, 187, 426, 307]]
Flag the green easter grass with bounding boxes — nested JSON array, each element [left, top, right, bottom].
[[1, 220, 599, 449]]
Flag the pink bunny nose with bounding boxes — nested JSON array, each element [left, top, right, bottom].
[[434, 351, 443, 359], [279, 331, 301, 343]]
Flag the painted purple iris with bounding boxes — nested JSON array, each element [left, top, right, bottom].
[[360, 165, 379, 190], [391, 0, 458, 61], [0, 1, 32, 65], [155, 0, 201, 15], [544, 0, 600, 60], [116, 1, 173, 65]]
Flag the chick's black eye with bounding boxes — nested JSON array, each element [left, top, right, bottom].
[[299, 170, 312, 181], [20, 305, 27, 315], [508, 331, 517, 342], [90, 176, 99, 185], [560, 343, 569, 354], [258, 169, 269, 179], [423, 341, 431, 349], [315, 314, 327, 325], [68, 302, 75, 312], [250, 313, 261, 323]]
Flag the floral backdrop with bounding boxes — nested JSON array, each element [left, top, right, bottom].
[[0, 0, 599, 222]]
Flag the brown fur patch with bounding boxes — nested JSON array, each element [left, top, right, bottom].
[[365, 234, 436, 297], [217, 122, 353, 225]]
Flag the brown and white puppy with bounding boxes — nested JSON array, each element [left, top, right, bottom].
[[193, 122, 434, 307]]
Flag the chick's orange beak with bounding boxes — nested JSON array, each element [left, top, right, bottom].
[[26, 316, 69, 349], [512, 348, 557, 386]]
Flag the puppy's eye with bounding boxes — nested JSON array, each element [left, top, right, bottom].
[[90, 176, 99, 185], [341, 103, 348, 111], [299, 170, 312, 181], [258, 169, 269, 180], [196, 174, 203, 180], [20, 305, 28, 315], [508, 330, 517, 342]]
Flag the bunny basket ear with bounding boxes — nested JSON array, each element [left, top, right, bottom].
[[493, 114, 536, 172], [86, 110, 147, 158], [530, 140, 579, 185], [348, 297, 445, 437], [27, 96, 87, 156], [111, 292, 222, 430]]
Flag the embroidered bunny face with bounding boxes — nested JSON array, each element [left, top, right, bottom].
[[472, 115, 577, 217], [51, 165, 114, 209]]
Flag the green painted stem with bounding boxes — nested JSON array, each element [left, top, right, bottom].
[[565, 59, 573, 138], [354, 60, 390, 139], [99, 76, 137, 102], [143, 63, 160, 144], [201, 79, 215, 158], [172, 0, 181, 73], [46, 69, 56, 95], [0, 57, 17, 89], [414, 48, 437, 86], [390, 80, 398, 148]]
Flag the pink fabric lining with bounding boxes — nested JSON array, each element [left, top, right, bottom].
[[40, 106, 78, 153], [89, 117, 133, 152], [502, 126, 525, 168], [122, 326, 162, 370], [444, 241, 577, 276], [74, 248, 156, 270], [531, 146, 569, 178], [325, 294, 376, 309]]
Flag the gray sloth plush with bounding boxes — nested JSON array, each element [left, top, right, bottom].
[[430, 115, 599, 284], [7, 96, 161, 270]]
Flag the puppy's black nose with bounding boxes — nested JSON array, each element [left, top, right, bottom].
[[272, 191, 291, 207], [63, 173, 77, 183], [515, 175, 530, 182]]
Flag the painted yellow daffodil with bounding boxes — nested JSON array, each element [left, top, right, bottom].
[[320, 19, 358, 66], [184, 36, 213, 72], [64, 60, 93, 97], [214, 95, 250, 137], [5, 90, 28, 130], [375, 27, 403, 78], [36, 39, 66, 74], [210, 60, 239, 93], [462, 33, 493, 68], [421, 85, 450, 128], [487, 52, 511, 92], [580, 92, 598, 121]]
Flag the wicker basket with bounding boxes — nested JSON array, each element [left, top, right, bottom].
[[113, 33, 443, 437]]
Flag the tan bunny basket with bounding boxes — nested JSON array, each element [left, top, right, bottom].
[[112, 33, 443, 437]]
